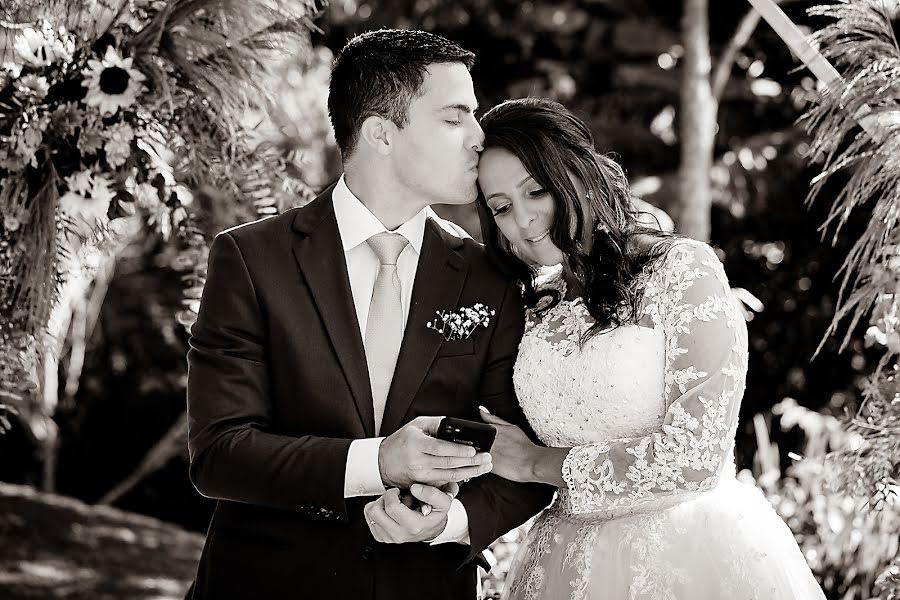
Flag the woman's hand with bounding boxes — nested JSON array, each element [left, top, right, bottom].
[[479, 406, 538, 483]]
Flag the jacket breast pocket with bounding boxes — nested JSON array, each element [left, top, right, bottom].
[[435, 339, 475, 357]]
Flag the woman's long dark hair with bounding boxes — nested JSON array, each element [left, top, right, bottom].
[[476, 97, 676, 339]]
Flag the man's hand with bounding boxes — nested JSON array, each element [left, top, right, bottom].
[[365, 482, 459, 544], [378, 416, 492, 489]]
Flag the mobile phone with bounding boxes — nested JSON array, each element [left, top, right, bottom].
[[435, 417, 496, 453]]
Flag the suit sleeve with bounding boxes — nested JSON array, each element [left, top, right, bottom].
[[186, 232, 353, 521], [455, 278, 556, 566]]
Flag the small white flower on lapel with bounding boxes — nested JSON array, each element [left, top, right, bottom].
[[427, 303, 495, 341]]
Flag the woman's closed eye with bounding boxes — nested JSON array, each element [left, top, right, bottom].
[[490, 203, 511, 217], [528, 188, 547, 198]]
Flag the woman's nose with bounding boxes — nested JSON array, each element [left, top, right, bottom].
[[512, 202, 535, 230]]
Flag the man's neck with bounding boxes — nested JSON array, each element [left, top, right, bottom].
[[344, 170, 428, 231]]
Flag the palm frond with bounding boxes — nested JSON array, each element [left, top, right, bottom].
[[802, 1, 900, 510], [131, 0, 320, 123], [803, 1, 900, 346]]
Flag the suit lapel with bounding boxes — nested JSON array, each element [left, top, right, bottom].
[[380, 218, 469, 434], [291, 188, 375, 437]]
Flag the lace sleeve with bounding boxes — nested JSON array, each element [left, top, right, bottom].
[[560, 241, 748, 514]]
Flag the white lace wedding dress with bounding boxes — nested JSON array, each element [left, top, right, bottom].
[[502, 240, 825, 600]]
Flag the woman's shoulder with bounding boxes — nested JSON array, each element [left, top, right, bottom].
[[659, 237, 718, 263], [649, 238, 729, 291]]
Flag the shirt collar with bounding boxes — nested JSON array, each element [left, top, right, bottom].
[[332, 174, 427, 254]]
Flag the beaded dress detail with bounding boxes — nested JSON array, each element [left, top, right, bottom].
[[501, 240, 824, 600]]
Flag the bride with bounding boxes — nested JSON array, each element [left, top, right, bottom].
[[474, 97, 825, 600]]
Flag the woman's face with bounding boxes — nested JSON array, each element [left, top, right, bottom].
[[478, 148, 564, 267], [479, 147, 595, 267]]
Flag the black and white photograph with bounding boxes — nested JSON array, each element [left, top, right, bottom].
[[1, 0, 898, 598]]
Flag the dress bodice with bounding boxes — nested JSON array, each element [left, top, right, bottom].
[[502, 242, 822, 600], [514, 302, 666, 448], [512, 240, 749, 519]]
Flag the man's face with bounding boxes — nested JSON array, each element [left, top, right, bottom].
[[390, 63, 484, 206]]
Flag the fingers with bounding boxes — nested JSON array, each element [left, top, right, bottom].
[[478, 405, 511, 426], [367, 488, 450, 543], [399, 490, 417, 509], [364, 497, 395, 543], [408, 416, 444, 435], [429, 453, 490, 470], [435, 461, 492, 483], [412, 453, 492, 486], [441, 481, 460, 499], [366, 493, 420, 543], [423, 436, 477, 458], [410, 483, 454, 512], [383, 488, 422, 532]]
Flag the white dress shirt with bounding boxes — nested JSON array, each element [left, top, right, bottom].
[[334, 175, 470, 545]]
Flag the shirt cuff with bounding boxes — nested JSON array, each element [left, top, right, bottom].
[[428, 498, 470, 545], [343, 437, 387, 497]]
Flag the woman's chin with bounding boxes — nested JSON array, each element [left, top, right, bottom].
[[534, 250, 565, 267]]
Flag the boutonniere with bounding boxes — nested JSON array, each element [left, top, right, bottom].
[[427, 303, 495, 341]]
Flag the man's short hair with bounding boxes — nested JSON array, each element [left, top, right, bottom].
[[327, 29, 475, 157]]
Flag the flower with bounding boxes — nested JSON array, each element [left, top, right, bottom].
[[82, 46, 147, 116], [77, 112, 105, 155], [3, 216, 21, 232], [59, 171, 114, 229], [133, 182, 161, 210], [104, 122, 135, 168], [89, 173, 117, 206], [50, 103, 86, 136], [15, 75, 50, 100], [66, 170, 94, 196], [15, 114, 50, 167], [427, 303, 495, 341], [13, 21, 74, 67]]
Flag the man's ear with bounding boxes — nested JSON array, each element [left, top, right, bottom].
[[358, 115, 393, 156]]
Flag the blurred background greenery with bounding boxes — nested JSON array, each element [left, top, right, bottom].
[[1, 1, 898, 598]]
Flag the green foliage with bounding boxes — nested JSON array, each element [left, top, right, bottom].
[[0, 0, 323, 430], [800, 0, 900, 525], [759, 398, 899, 600]]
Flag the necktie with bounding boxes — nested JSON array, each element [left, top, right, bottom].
[[365, 232, 409, 434]]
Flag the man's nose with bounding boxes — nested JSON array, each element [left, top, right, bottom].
[[470, 120, 485, 152]]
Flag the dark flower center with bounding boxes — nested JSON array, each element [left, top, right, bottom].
[[99, 66, 130, 95]]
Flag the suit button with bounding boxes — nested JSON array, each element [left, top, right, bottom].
[[360, 545, 373, 560]]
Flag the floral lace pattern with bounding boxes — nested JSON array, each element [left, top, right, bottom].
[[551, 241, 748, 515], [500, 240, 812, 600]]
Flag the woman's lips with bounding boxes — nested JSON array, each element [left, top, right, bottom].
[[525, 230, 550, 244]]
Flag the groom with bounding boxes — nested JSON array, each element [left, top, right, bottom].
[[186, 29, 553, 599]]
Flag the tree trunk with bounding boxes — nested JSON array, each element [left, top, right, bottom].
[[678, 0, 717, 242]]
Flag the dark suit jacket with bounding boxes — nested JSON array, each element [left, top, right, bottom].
[[186, 185, 554, 600]]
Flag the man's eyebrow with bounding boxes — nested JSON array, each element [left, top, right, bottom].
[[438, 103, 478, 113]]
